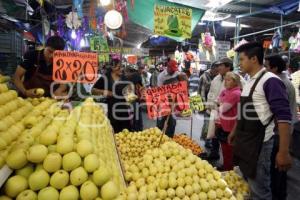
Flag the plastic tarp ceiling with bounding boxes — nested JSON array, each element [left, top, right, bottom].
[[261, 0, 299, 15], [127, 0, 205, 42]]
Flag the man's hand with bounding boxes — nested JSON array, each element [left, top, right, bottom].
[[276, 151, 292, 171], [103, 90, 113, 97], [25, 89, 41, 98]]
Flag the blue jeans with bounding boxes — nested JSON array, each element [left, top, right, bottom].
[[287, 156, 300, 200], [247, 138, 274, 200]]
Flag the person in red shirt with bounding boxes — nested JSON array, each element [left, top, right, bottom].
[[216, 72, 241, 170]]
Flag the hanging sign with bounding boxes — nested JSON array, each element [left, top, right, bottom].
[[90, 36, 109, 52], [127, 55, 137, 64], [145, 81, 189, 119], [154, 5, 192, 39], [53, 51, 98, 83]]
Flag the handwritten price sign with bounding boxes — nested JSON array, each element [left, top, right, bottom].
[[145, 81, 189, 119], [53, 51, 98, 83]]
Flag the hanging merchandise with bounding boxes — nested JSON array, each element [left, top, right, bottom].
[[73, 0, 83, 18], [272, 28, 282, 50], [89, 0, 97, 31], [175, 47, 181, 63], [116, 0, 128, 21], [66, 11, 82, 29], [234, 39, 249, 50], [90, 35, 109, 52], [37, 0, 44, 7], [226, 49, 235, 59], [201, 29, 216, 61], [130, 0, 135, 9], [154, 5, 192, 39]]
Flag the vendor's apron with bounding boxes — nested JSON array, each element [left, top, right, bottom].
[[23, 52, 53, 97], [233, 71, 273, 178]]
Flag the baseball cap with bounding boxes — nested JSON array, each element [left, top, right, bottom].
[[167, 60, 178, 72], [215, 58, 233, 65]]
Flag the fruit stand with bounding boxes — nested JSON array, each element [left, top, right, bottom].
[[0, 83, 126, 199]]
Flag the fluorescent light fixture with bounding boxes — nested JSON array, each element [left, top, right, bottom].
[[206, 0, 233, 8], [201, 11, 231, 21], [198, 22, 206, 25], [100, 0, 111, 6], [221, 21, 250, 28], [137, 43, 142, 49]]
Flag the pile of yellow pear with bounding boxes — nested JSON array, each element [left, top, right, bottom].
[[122, 141, 237, 200], [223, 170, 250, 200], [115, 128, 169, 165], [0, 99, 124, 200]]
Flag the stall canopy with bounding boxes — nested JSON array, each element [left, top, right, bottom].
[[127, 0, 205, 42]]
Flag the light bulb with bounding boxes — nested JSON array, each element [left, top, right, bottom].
[[100, 0, 111, 6], [80, 38, 85, 47], [71, 29, 77, 39]]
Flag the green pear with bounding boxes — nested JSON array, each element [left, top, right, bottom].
[[15, 164, 34, 178], [100, 181, 119, 200], [27, 144, 48, 163], [70, 167, 88, 186], [0, 196, 12, 200], [39, 130, 57, 146], [56, 138, 74, 155], [4, 175, 28, 198], [43, 153, 62, 173], [76, 140, 93, 157], [62, 152, 81, 171], [92, 166, 112, 186], [50, 170, 69, 190], [83, 154, 99, 173], [38, 187, 59, 200], [59, 185, 79, 200], [6, 149, 28, 169], [16, 190, 37, 200], [80, 181, 98, 200], [28, 169, 50, 191]]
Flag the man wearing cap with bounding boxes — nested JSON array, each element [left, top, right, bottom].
[[203, 58, 235, 161], [156, 59, 187, 137]]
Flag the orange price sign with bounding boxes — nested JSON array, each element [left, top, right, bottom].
[[53, 51, 98, 83], [145, 81, 190, 119]]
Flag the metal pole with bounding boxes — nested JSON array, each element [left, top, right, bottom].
[[234, 18, 240, 70], [231, 20, 300, 40], [280, 14, 283, 34]]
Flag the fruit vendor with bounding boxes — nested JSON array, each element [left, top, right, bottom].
[[13, 36, 68, 98], [229, 42, 292, 200]]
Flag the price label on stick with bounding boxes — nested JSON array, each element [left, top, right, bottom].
[[53, 51, 98, 83], [145, 81, 190, 119]]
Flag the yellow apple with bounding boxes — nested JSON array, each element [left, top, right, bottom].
[[56, 138, 74, 155], [39, 130, 57, 146]]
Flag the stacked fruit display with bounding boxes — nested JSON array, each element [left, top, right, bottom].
[[115, 128, 169, 166], [223, 170, 249, 199], [190, 95, 205, 112], [122, 141, 237, 200], [0, 75, 10, 83], [173, 134, 202, 155], [1, 98, 125, 200]]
